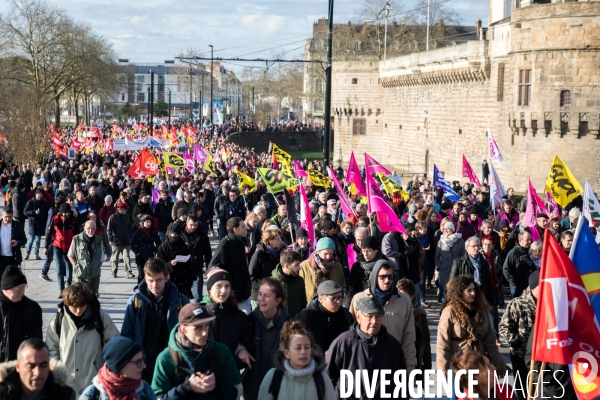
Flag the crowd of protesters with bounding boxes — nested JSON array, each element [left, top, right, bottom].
[[0, 120, 586, 399]]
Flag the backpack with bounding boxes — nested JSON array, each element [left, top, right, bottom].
[[169, 344, 222, 387], [268, 368, 325, 400], [54, 300, 105, 347]]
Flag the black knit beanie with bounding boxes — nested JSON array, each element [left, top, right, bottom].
[[1, 266, 27, 290]]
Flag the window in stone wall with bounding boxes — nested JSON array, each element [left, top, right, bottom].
[[352, 78, 358, 84], [353, 118, 366, 135], [137, 92, 145, 103], [315, 79, 324, 93], [560, 90, 571, 108], [314, 99, 323, 111], [518, 69, 531, 106]]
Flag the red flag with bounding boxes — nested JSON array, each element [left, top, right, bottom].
[[138, 149, 160, 176], [532, 230, 600, 366], [462, 155, 481, 186], [51, 134, 62, 148], [127, 157, 143, 179]]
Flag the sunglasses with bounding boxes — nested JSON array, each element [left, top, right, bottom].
[[378, 274, 395, 281]]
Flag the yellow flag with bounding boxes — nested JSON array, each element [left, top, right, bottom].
[[202, 153, 218, 176], [272, 143, 292, 167], [307, 168, 330, 187], [163, 152, 185, 168], [544, 155, 583, 207], [377, 173, 401, 195], [236, 171, 256, 192], [257, 168, 301, 194]]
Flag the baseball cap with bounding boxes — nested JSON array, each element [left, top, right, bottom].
[[178, 304, 216, 326]]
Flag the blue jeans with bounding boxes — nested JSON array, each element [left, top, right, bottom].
[[414, 282, 421, 305], [438, 284, 447, 303], [41, 246, 54, 276], [53, 247, 72, 292], [158, 231, 166, 243], [192, 275, 203, 303], [25, 233, 41, 255]]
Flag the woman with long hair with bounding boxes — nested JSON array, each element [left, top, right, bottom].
[[437, 275, 508, 377], [244, 278, 291, 400], [249, 229, 286, 306], [258, 320, 336, 400], [130, 214, 161, 283]]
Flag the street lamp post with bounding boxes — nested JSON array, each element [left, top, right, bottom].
[[149, 70, 154, 135], [384, 2, 391, 60], [189, 66, 193, 120], [168, 90, 171, 130], [323, 0, 334, 167], [209, 45, 214, 137]]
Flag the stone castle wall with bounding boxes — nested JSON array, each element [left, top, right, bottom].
[[332, 2, 600, 192]]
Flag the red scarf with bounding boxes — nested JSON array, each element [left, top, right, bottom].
[[97, 364, 141, 400]]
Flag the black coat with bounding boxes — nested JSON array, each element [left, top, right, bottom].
[[154, 197, 174, 232], [0, 363, 75, 400], [203, 298, 255, 370], [131, 201, 154, 227], [0, 294, 43, 362], [11, 191, 26, 222], [84, 194, 103, 214], [218, 199, 247, 224], [450, 253, 493, 305], [209, 233, 251, 301], [326, 324, 408, 400], [156, 238, 193, 287], [107, 213, 132, 246], [181, 228, 212, 275], [514, 254, 539, 298], [248, 242, 282, 301], [23, 198, 51, 236], [297, 298, 354, 352], [503, 245, 529, 289], [130, 228, 161, 260]]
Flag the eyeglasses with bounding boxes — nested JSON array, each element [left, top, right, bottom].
[[468, 245, 481, 248], [378, 274, 394, 281], [128, 355, 145, 368], [325, 295, 343, 302]]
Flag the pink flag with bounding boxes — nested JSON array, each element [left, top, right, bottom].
[[364, 153, 392, 175], [328, 167, 354, 219], [183, 152, 196, 173], [347, 243, 357, 270], [194, 143, 207, 163], [462, 155, 481, 186], [346, 152, 365, 195], [299, 185, 316, 250], [487, 127, 504, 165], [523, 178, 551, 242], [546, 191, 560, 215], [151, 188, 160, 207], [293, 160, 308, 178], [366, 172, 405, 233]]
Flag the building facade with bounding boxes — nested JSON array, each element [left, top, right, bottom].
[[331, 0, 600, 192]]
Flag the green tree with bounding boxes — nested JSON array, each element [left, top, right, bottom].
[[121, 103, 133, 119], [154, 100, 168, 117]]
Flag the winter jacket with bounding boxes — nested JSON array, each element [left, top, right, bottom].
[[121, 280, 189, 348], [23, 197, 51, 236], [244, 306, 290, 400], [245, 226, 260, 262], [213, 193, 228, 217], [46, 214, 77, 253], [99, 205, 117, 228], [131, 228, 162, 260], [46, 300, 120, 394], [502, 245, 529, 289], [347, 252, 389, 303], [258, 349, 337, 400], [79, 377, 155, 400], [0, 359, 75, 399], [107, 212, 132, 246], [156, 238, 193, 289], [132, 201, 154, 227], [270, 265, 307, 318], [11, 191, 26, 222], [297, 298, 353, 352], [74, 201, 92, 231], [348, 259, 417, 374], [151, 324, 242, 400], [513, 254, 539, 298], [437, 306, 508, 377], [154, 197, 175, 232], [171, 199, 194, 221], [381, 232, 413, 275], [201, 296, 255, 370], [434, 236, 466, 286], [181, 227, 212, 276], [496, 208, 519, 229], [456, 221, 476, 241], [299, 255, 346, 307], [209, 233, 251, 301], [218, 199, 247, 224], [85, 194, 103, 214], [69, 233, 104, 280], [249, 242, 284, 301], [326, 324, 408, 400], [450, 253, 494, 305], [0, 294, 43, 362], [0, 221, 26, 265], [499, 287, 537, 359]]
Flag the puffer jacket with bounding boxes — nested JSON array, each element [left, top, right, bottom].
[[348, 259, 417, 374], [201, 295, 255, 370], [0, 359, 75, 399], [79, 377, 155, 400], [437, 305, 509, 377], [45, 299, 120, 394], [499, 287, 536, 359], [248, 242, 284, 301], [258, 348, 337, 400]]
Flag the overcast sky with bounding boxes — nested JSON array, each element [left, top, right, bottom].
[[1, 0, 487, 67]]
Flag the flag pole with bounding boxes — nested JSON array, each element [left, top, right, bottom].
[[569, 214, 586, 260]]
